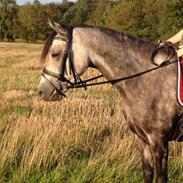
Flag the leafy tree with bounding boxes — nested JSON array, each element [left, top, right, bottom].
[[158, 0, 183, 40], [140, 0, 162, 40], [0, 0, 18, 41], [0, 0, 182, 42], [88, 0, 114, 27], [104, 0, 145, 37], [63, 0, 97, 25], [33, 0, 41, 5], [17, 1, 73, 42], [45, 1, 73, 25], [18, 3, 40, 42]]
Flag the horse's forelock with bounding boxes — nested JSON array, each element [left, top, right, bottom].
[[40, 31, 57, 63]]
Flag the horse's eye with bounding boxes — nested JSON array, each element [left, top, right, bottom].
[[51, 53, 60, 58]]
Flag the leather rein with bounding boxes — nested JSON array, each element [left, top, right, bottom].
[[42, 27, 178, 96]]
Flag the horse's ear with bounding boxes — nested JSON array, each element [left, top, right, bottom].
[[48, 19, 67, 37]]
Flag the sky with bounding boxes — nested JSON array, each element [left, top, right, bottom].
[[17, 0, 75, 5]]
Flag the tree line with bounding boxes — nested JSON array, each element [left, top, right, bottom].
[[0, 0, 182, 42]]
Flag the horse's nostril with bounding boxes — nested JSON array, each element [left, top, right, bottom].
[[38, 90, 44, 97]]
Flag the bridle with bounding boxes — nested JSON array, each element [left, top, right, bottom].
[[42, 27, 178, 97], [42, 26, 86, 96]]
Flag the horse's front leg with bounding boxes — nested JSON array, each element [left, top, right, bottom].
[[151, 138, 169, 183], [136, 137, 154, 183]]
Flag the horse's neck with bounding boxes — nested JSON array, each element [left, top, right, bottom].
[[79, 27, 154, 81]]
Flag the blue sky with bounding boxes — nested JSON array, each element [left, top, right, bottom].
[[17, 0, 75, 5]]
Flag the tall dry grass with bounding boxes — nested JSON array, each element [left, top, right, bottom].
[[0, 42, 183, 182]]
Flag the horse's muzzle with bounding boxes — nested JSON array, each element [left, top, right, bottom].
[[38, 88, 64, 101]]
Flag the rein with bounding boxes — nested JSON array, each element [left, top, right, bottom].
[[70, 41, 178, 89], [68, 60, 178, 89]]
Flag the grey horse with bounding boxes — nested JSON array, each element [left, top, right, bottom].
[[38, 21, 183, 183]]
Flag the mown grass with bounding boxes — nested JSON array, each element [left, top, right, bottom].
[[0, 42, 183, 183]]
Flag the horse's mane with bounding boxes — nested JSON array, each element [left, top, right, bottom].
[[78, 24, 154, 46], [99, 26, 155, 49]]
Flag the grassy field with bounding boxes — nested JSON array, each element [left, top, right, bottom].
[[0, 42, 183, 183]]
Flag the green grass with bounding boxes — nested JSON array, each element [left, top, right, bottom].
[[0, 105, 32, 123], [0, 156, 142, 183], [1, 157, 182, 183]]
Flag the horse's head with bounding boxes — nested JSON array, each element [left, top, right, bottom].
[[38, 20, 91, 101]]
